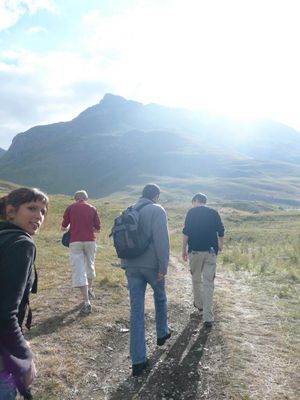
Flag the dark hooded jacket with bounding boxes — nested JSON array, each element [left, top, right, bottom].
[[0, 221, 35, 393]]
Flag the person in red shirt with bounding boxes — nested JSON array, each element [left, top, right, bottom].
[[61, 190, 100, 314]]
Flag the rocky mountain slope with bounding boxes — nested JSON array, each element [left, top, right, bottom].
[[1, 94, 300, 203]]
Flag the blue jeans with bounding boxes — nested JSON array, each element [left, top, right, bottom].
[[126, 268, 169, 364], [0, 373, 16, 400]]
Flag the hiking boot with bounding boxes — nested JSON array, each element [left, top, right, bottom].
[[80, 303, 92, 315], [132, 359, 149, 377], [88, 288, 95, 300], [157, 331, 171, 346], [204, 321, 213, 329]]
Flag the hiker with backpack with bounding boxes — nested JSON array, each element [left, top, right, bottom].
[[0, 187, 48, 400], [111, 183, 171, 377], [61, 190, 100, 314]]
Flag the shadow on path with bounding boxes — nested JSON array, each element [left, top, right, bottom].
[[109, 313, 211, 400], [26, 305, 80, 339]]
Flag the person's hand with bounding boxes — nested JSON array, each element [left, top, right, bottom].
[[22, 360, 37, 389], [218, 238, 224, 253], [157, 273, 165, 281], [182, 250, 188, 262]]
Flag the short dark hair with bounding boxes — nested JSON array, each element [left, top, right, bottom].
[[192, 193, 207, 204], [142, 183, 160, 200], [0, 187, 49, 220]]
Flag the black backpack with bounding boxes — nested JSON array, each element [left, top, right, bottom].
[[110, 202, 152, 259]]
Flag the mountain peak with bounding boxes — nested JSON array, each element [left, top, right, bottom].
[[100, 93, 143, 108], [100, 93, 126, 104], [1, 94, 300, 203]]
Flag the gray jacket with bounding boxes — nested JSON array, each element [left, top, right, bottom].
[[121, 197, 170, 275]]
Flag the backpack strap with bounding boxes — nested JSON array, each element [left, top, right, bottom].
[[134, 200, 153, 212], [134, 200, 153, 243]]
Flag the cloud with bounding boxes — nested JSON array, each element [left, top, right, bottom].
[[80, 0, 300, 123], [0, 1, 24, 30], [27, 26, 47, 34], [1, 0, 300, 149], [20, 0, 56, 15], [0, 46, 113, 148], [0, 0, 56, 31]]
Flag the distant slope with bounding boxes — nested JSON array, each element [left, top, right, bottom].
[[0, 148, 5, 158], [0, 179, 20, 195], [1, 93, 300, 204]]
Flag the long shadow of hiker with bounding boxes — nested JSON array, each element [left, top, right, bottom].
[[25, 305, 80, 339], [110, 313, 211, 400]]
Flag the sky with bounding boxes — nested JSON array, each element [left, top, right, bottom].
[[0, 0, 300, 149]]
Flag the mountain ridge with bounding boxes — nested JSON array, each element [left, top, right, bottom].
[[1, 93, 300, 204]]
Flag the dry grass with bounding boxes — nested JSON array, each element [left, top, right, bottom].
[[1, 191, 298, 399], [21, 196, 130, 399], [171, 204, 300, 400], [212, 271, 300, 400]]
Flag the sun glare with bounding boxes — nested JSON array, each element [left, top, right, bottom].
[[113, 0, 300, 131], [1, 0, 300, 150]]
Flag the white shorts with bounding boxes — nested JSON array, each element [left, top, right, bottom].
[[69, 241, 97, 287]]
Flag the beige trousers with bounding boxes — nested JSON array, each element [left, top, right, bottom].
[[189, 251, 217, 322], [69, 241, 97, 287]]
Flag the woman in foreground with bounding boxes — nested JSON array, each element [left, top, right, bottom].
[[0, 187, 48, 399]]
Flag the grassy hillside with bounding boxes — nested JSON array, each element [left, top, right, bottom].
[[0, 179, 20, 192], [0, 186, 299, 398]]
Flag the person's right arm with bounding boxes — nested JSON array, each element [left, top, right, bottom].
[[22, 342, 37, 390], [218, 236, 224, 252], [182, 234, 189, 261], [61, 206, 70, 230], [0, 238, 35, 387]]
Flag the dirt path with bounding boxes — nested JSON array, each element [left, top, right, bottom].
[[76, 256, 210, 400], [58, 257, 299, 400]]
